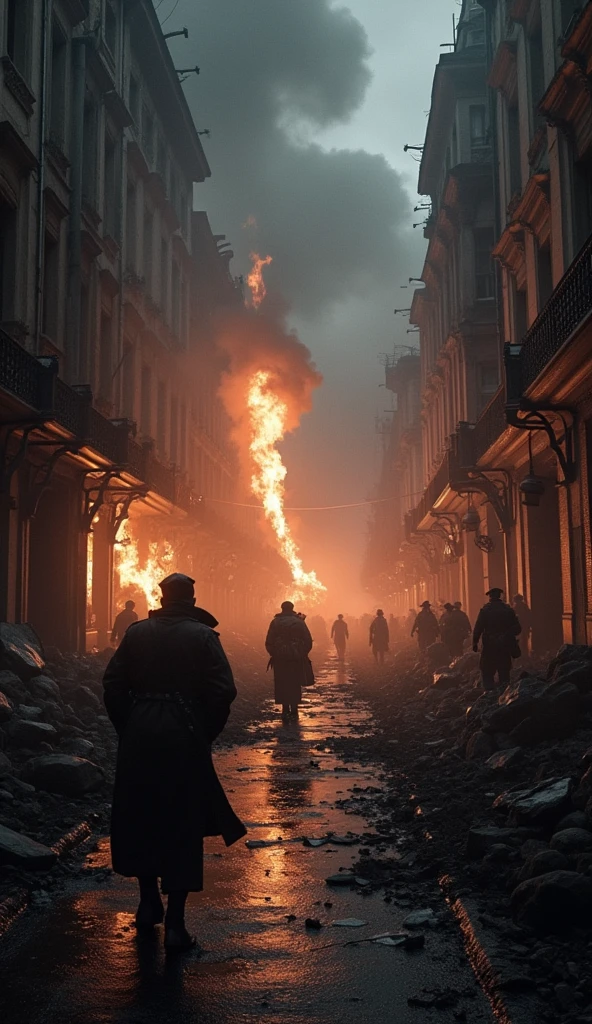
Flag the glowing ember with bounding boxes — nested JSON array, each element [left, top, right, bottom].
[[114, 520, 174, 612], [246, 369, 326, 605], [247, 252, 272, 309]]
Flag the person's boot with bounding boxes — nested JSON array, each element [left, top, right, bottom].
[[164, 891, 196, 952], [136, 877, 164, 929], [281, 704, 290, 719]]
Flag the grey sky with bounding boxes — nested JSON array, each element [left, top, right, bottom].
[[162, 0, 459, 611]]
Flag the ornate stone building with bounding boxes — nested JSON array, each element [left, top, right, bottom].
[[0, 0, 285, 650]]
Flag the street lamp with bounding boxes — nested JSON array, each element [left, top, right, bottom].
[[461, 496, 480, 532], [520, 434, 545, 507]]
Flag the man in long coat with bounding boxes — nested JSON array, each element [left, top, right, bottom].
[[440, 602, 471, 659], [473, 587, 521, 690], [369, 608, 390, 664], [266, 600, 313, 717], [411, 601, 440, 652], [331, 614, 349, 661], [103, 573, 245, 951]]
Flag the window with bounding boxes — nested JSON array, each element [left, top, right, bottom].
[[474, 226, 495, 300], [82, 99, 98, 206], [103, 132, 119, 239], [128, 73, 139, 125], [0, 202, 17, 322], [172, 261, 180, 338], [142, 104, 153, 165], [99, 314, 112, 404], [143, 206, 153, 294], [6, 0, 30, 76], [104, 0, 117, 59], [470, 105, 486, 151], [157, 381, 166, 456], [161, 238, 168, 316], [49, 19, 67, 149], [141, 365, 152, 434], [479, 364, 499, 397], [126, 181, 136, 271], [42, 232, 59, 341]]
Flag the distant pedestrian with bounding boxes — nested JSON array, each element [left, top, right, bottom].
[[453, 601, 471, 639], [331, 614, 349, 661], [405, 609, 417, 637], [411, 601, 440, 652], [441, 602, 471, 659], [473, 587, 521, 690], [110, 600, 138, 645], [103, 573, 245, 951], [512, 594, 532, 655], [266, 601, 313, 718], [369, 609, 390, 665]]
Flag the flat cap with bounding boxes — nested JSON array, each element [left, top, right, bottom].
[[159, 573, 195, 590]]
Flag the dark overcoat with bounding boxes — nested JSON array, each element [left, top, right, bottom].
[[265, 612, 313, 705], [102, 603, 245, 893], [473, 600, 521, 674], [369, 615, 390, 652]]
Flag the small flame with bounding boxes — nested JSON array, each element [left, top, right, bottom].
[[114, 520, 174, 612], [247, 252, 272, 309], [246, 369, 325, 605]]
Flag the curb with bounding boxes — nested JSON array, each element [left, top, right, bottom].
[[0, 819, 93, 940]]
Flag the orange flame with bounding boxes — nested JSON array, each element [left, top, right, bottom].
[[247, 252, 272, 309], [114, 520, 174, 612], [246, 369, 325, 605]]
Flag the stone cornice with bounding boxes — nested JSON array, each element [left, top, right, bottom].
[[540, 59, 592, 160], [493, 222, 526, 290]]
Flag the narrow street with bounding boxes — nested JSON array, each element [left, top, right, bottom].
[[0, 658, 493, 1024]]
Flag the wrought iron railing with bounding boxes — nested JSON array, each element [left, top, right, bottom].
[[147, 456, 176, 504], [0, 330, 54, 411], [521, 230, 592, 390], [125, 439, 147, 481], [87, 407, 126, 464], [470, 386, 507, 464], [53, 378, 85, 436], [406, 450, 451, 536]]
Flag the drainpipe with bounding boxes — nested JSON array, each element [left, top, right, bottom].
[[34, 0, 52, 355], [67, 37, 88, 384]]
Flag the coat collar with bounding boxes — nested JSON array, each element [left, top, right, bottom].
[[149, 603, 219, 628]]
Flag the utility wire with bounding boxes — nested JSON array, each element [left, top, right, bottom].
[[206, 492, 424, 512]]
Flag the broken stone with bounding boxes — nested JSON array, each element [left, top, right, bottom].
[[0, 823, 57, 870], [0, 691, 12, 723], [325, 873, 356, 886], [28, 675, 61, 701], [483, 676, 546, 734], [403, 908, 435, 928], [304, 918, 322, 929], [0, 623, 45, 679], [517, 850, 569, 882], [572, 767, 592, 810], [0, 750, 13, 776], [552, 660, 592, 692], [60, 737, 95, 757], [24, 754, 103, 796], [486, 747, 523, 770], [465, 730, 496, 760], [494, 777, 572, 827], [331, 918, 368, 927], [8, 719, 57, 747], [556, 811, 591, 832], [466, 826, 533, 859], [433, 671, 464, 690], [511, 870, 592, 929], [550, 828, 592, 858], [17, 704, 44, 720]]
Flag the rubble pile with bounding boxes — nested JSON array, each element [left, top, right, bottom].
[[342, 642, 592, 1023]]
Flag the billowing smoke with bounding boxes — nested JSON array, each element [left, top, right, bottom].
[[164, 0, 419, 609]]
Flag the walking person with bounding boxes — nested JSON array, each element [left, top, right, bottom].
[[266, 600, 313, 718], [473, 587, 521, 691], [331, 614, 349, 661], [102, 573, 245, 951], [411, 601, 440, 653], [453, 601, 471, 641], [441, 602, 471, 659], [512, 594, 533, 656], [110, 599, 138, 645], [369, 609, 390, 665]]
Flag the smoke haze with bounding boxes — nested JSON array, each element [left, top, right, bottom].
[[164, 0, 453, 612]]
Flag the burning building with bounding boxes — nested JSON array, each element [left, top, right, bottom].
[[0, 0, 289, 651]]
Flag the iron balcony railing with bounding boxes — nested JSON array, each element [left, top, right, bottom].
[[520, 230, 592, 392], [0, 330, 56, 411], [467, 386, 507, 465]]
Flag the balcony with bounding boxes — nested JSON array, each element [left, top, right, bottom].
[[464, 387, 507, 465], [0, 331, 56, 413], [506, 230, 592, 400]]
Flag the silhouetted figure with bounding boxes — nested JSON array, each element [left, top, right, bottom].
[[512, 594, 533, 655], [331, 614, 349, 661], [369, 609, 389, 665], [266, 601, 313, 717], [473, 587, 521, 691], [453, 601, 472, 641], [406, 609, 417, 637], [441, 602, 471, 659], [110, 600, 138, 645], [411, 601, 440, 652], [103, 573, 245, 951]]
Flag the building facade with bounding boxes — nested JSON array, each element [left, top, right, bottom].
[[368, 0, 592, 649], [0, 0, 285, 651]]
